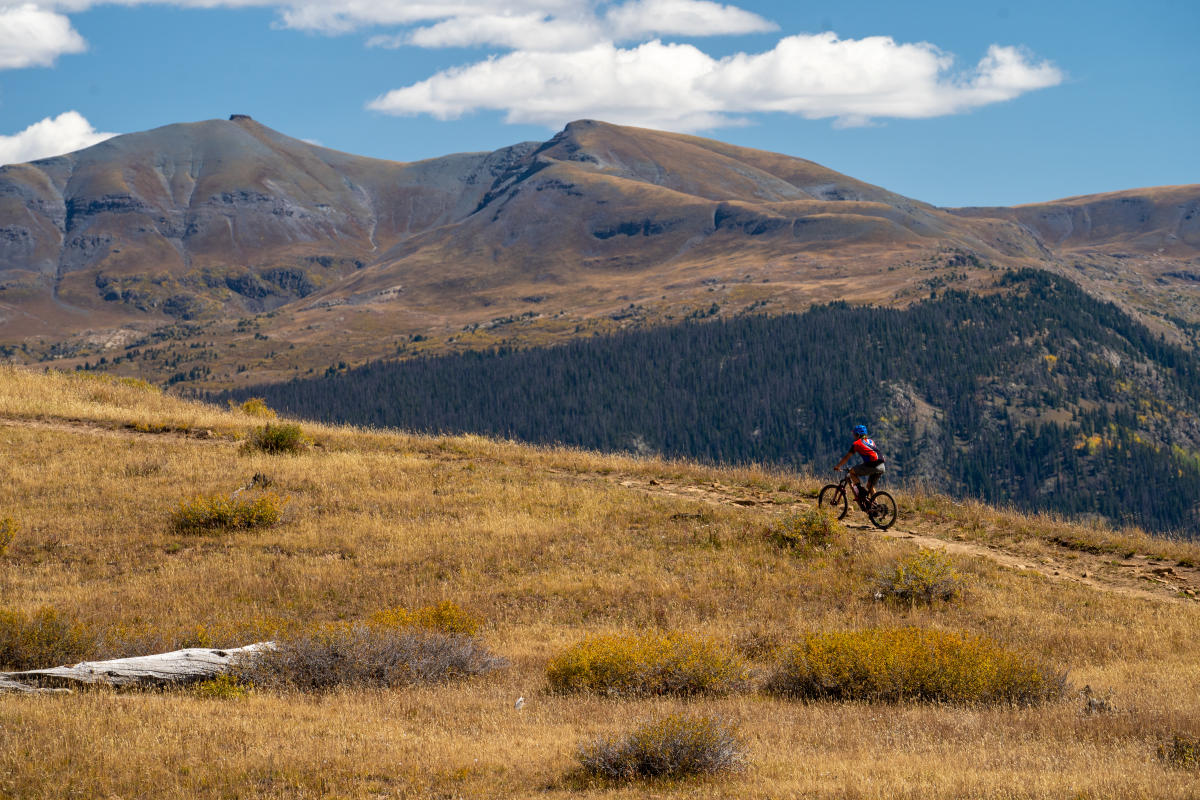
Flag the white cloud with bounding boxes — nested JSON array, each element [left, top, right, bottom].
[[606, 0, 776, 40], [372, 13, 600, 52], [0, 4, 86, 69], [25, 0, 773, 42], [0, 111, 118, 165], [369, 40, 739, 130], [9, 2, 1062, 135], [369, 33, 1064, 131]]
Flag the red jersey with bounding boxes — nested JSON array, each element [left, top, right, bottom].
[[851, 437, 883, 464]]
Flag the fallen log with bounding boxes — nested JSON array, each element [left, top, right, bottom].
[[0, 643, 273, 694]]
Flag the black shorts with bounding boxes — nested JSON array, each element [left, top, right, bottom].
[[852, 460, 885, 477]]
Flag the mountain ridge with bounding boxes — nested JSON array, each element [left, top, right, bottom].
[[1, 116, 1198, 388]]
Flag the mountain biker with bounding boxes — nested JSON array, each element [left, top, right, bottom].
[[834, 424, 885, 507]]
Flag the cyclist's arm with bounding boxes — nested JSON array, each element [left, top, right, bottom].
[[833, 450, 853, 470]]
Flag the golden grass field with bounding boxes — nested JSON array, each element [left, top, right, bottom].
[[1, 365, 1198, 798]]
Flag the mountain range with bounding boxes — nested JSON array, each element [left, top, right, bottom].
[[0, 115, 1198, 386]]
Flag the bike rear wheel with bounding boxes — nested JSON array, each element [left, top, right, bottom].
[[818, 484, 848, 519], [866, 491, 897, 529]]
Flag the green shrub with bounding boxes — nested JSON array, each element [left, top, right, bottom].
[[245, 423, 307, 454], [577, 713, 745, 780], [0, 607, 93, 670], [232, 625, 505, 692], [767, 627, 1065, 705], [770, 509, 845, 550], [369, 601, 480, 636], [0, 517, 16, 555], [170, 492, 284, 534], [1158, 733, 1200, 771], [875, 549, 964, 604], [233, 397, 277, 418], [546, 632, 747, 697]]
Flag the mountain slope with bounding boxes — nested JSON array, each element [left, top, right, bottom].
[[951, 185, 1200, 255], [0, 115, 539, 330], [1, 117, 1199, 389]]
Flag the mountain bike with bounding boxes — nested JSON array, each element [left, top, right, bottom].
[[818, 470, 897, 529]]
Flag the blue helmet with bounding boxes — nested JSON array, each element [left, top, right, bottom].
[[853, 424, 868, 437]]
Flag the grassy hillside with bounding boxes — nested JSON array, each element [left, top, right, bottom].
[[223, 270, 1200, 534], [1, 367, 1199, 798]]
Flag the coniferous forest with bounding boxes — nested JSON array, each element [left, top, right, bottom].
[[220, 270, 1200, 536]]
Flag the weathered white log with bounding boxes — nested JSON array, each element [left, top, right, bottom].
[[0, 674, 71, 694], [0, 642, 273, 693]]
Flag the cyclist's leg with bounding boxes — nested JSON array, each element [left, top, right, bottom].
[[847, 465, 864, 500], [847, 465, 861, 487], [865, 463, 884, 498]]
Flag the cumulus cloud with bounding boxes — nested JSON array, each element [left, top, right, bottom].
[[25, 0, 773, 43], [0, 111, 118, 165], [277, 0, 774, 40], [0, 4, 86, 69], [369, 33, 1064, 131], [605, 0, 776, 40], [10, 2, 1062, 134], [370, 12, 601, 52]]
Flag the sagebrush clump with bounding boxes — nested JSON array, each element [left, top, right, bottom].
[[577, 713, 745, 780], [245, 423, 307, 454], [0, 607, 92, 670], [546, 632, 747, 697], [170, 492, 285, 534], [767, 626, 1065, 705], [876, 549, 964, 604], [0, 517, 16, 555], [232, 624, 505, 692]]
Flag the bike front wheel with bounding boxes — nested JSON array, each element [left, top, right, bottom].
[[866, 491, 897, 529], [818, 484, 848, 519]]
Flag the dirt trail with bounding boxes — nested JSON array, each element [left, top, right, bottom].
[[591, 471, 1200, 606], [6, 414, 1197, 606]]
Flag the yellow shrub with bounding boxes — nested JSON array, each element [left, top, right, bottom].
[[770, 509, 845, 550], [546, 632, 747, 697], [235, 397, 277, 419], [245, 423, 307, 454], [0, 607, 92, 670], [170, 492, 285, 534], [0, 516, 16, 555], [876, 549, 964, 604], [1159, 733, 1200, 771], [768, 627, 1065, 705], [191, 673, 248, 699], [369, 601, 480, 636]]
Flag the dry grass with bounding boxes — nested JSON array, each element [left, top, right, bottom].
[[0, 365, 1199, 798]]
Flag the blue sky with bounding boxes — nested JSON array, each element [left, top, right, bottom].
[[0, 0, 1195, 207]]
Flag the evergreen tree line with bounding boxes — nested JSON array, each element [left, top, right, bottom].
[[219, 270, 1200, 536]]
